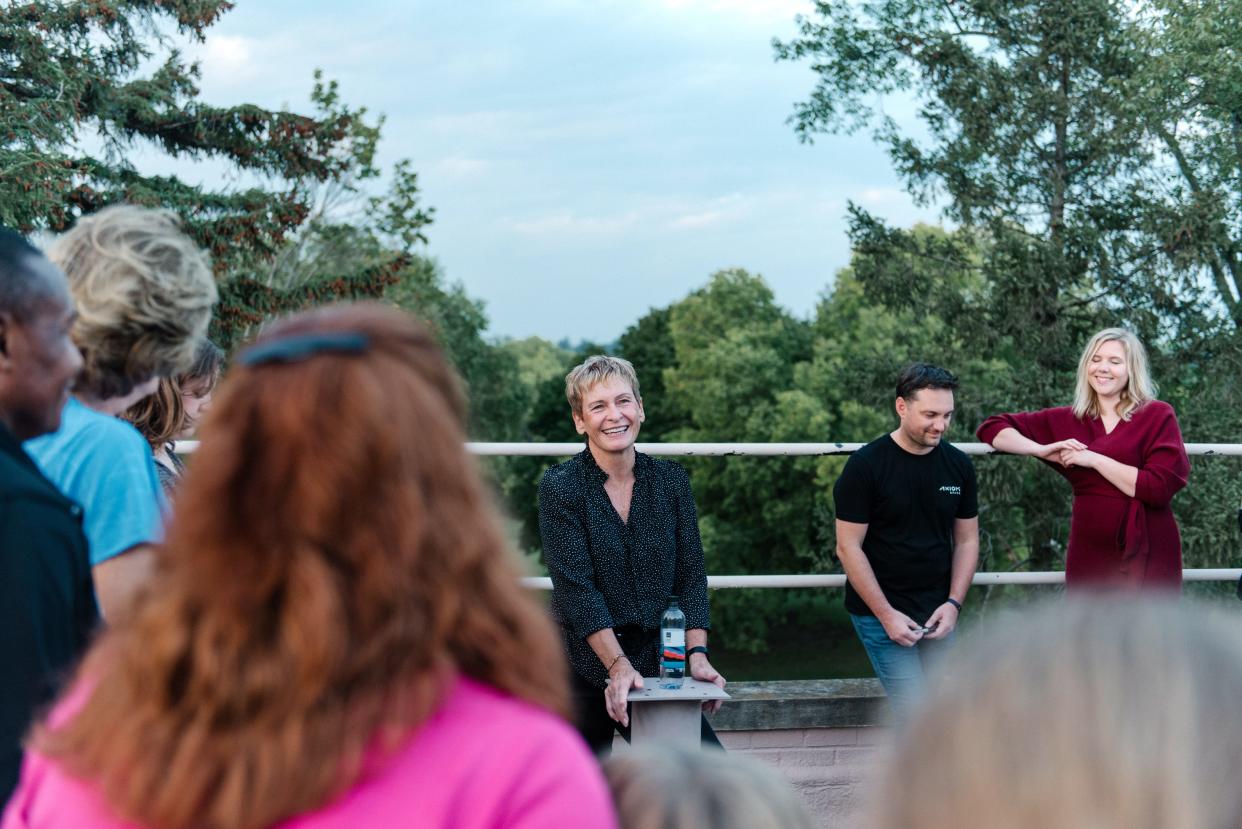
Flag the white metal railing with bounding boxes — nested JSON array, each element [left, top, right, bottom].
[[172, 439, 1242, 586], [463, 442, 1242, 457], [482, 441, 1239, 586], [174, 441, 1242, 456], [521, 569, 1242, 589]]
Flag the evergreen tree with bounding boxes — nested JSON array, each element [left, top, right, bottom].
[[0, 1, 431, 346]]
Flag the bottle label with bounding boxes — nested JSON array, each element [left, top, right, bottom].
[[662, 628, 685, 665], [661, 647, 685, 664]]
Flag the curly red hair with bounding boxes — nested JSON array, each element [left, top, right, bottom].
[[38, 303, 569, 829]]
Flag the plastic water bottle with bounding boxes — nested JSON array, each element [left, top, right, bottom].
[[660, 595, 686, 688]]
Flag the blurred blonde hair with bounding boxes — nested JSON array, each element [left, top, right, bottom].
[[49, 204, 217, 399], [606, 746, 816, 829], [1071, 327, 1155, 421], [565, 354, 641, 414], [873, 599, 1242, 829]]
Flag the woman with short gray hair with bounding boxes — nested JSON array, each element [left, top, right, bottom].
[[539, 354, 726, 754]]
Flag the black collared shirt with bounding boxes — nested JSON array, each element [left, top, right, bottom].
[[538, 449, 711, 689], [0, 423, 98, 803]]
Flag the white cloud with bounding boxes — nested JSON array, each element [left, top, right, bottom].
[[668, 192, 746, 229], [855, 187, 907, 207], [433, 156, 492, 179], [535, 0, 809, 31], [670, 209, 727, 229], [657, 0, 810, 18], [194, 34, 257, 83], [505, 193, 757, 239], [505, 211, 641, 236]]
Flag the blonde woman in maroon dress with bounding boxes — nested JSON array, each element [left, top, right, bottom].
[[977, 328, 1189, 589]]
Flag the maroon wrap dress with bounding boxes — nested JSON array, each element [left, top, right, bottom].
[[977, 400, 1189, 589]]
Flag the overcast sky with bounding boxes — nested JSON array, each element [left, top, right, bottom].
[[157, 0, 939, 343]]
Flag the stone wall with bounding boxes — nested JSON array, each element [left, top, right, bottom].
[[707, 679, 893, 828]]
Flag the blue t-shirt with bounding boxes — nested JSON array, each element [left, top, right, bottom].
[[25, 398, 166, 567]]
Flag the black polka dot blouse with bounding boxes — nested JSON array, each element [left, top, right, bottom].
[[538, 449, 712, 689]]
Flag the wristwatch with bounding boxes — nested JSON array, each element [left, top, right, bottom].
[[686, 646, 709, 659]]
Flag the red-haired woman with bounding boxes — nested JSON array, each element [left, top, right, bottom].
[[2, 304, 617, 829]]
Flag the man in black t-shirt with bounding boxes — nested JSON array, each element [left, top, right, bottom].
[[832, 363, 979, 722], [0, 230, 97, 804]]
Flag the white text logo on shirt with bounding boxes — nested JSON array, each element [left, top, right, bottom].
[[939, 485, 962, 495]]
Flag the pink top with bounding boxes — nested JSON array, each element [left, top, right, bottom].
[[2, 677, 618, 829]]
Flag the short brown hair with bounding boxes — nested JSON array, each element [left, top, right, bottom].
[[123, 338, 224, 449], [564, 354, 641, 414], [49, 204, 217, 399], [38, 303, 569, 829]]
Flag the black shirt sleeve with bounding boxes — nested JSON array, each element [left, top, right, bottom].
[[670, 464, 710, 631], [0, 498, 97, 803], [833, 452, 874, 524], [537, 470, 614, 640]]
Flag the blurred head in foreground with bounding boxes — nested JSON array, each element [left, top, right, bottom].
[[606, 745, 816, 829], [49, 204, 217, 404], [34, 303, 571, 829], [873, 598, 1242, 829]]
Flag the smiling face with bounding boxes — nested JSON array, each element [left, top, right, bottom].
[[1087, 339, 1129, 402], [572, 377, 645, 456], [894, 387, 955, 453], [0, 257, 84, 440]]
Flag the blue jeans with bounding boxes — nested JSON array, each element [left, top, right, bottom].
[[850, 613, 955, 724]]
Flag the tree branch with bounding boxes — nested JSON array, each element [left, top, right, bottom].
[[1157, 122, 1242, 316]]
